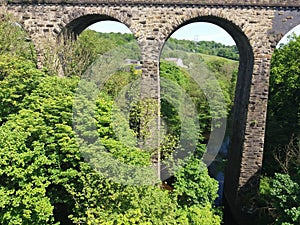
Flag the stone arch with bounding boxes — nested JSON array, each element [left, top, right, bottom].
[[159, 6, 240, 41], [160, 15, 254, 99], [59, 13, 133, 38], [268, 8, 300, 48], [54, 10, 143, 62], [63, 14, 120, 37], [48, 10, 142, 76], [53, 6, 134, 39], [159, 14, 254, 216], [276, 23, 300, 47], [160, 15, 253, 151]]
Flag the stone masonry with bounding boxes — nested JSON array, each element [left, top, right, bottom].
[[3, 0, 300, 224]]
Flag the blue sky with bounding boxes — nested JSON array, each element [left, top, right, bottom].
[[88, 21, 300, 46]]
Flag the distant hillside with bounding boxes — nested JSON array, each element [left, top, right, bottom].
[[87, 30, 239, 61], [162, 38, 239, 61]]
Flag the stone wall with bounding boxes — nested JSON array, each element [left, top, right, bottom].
[[6, 0, 300, 7], [4, 2, 300, 224]]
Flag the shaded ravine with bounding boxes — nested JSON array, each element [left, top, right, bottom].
[[208, 135, 240, 224]]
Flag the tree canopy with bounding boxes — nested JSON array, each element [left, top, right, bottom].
[[0, 16, 234, 224], [259, 34, 300, 225]]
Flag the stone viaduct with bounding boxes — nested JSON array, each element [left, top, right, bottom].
[[3, 0, 300, 224]]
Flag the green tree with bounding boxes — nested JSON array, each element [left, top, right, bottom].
[[43, 30, 141, 77], [259, 34, 300, 224], [173, 152, 219, 207], [266, 34, 300, 147], [0, 71, 221, 224], [0, 14, 35, 61], [0, 75, 81, 224], [264, 34, 300, 175], [270, 173, 300, 225], [0, 55, 45, 125]]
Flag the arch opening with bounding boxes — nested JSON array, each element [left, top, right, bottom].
[[159, 17, 254, 223], [45, 15, 141, 78]]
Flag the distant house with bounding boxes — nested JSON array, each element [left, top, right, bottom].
[[124, 59, 141, 65], [123, 59, 142, 72], [164, 58, 188, 68]]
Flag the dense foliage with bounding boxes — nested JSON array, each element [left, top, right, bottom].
[[265, 34, 300, 156], [259, 34, 300, 225], [0, 56, 44, 125], [0, 57, 223, 224], [0, 16, 243, 224], [263, 34, 300, 177]]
